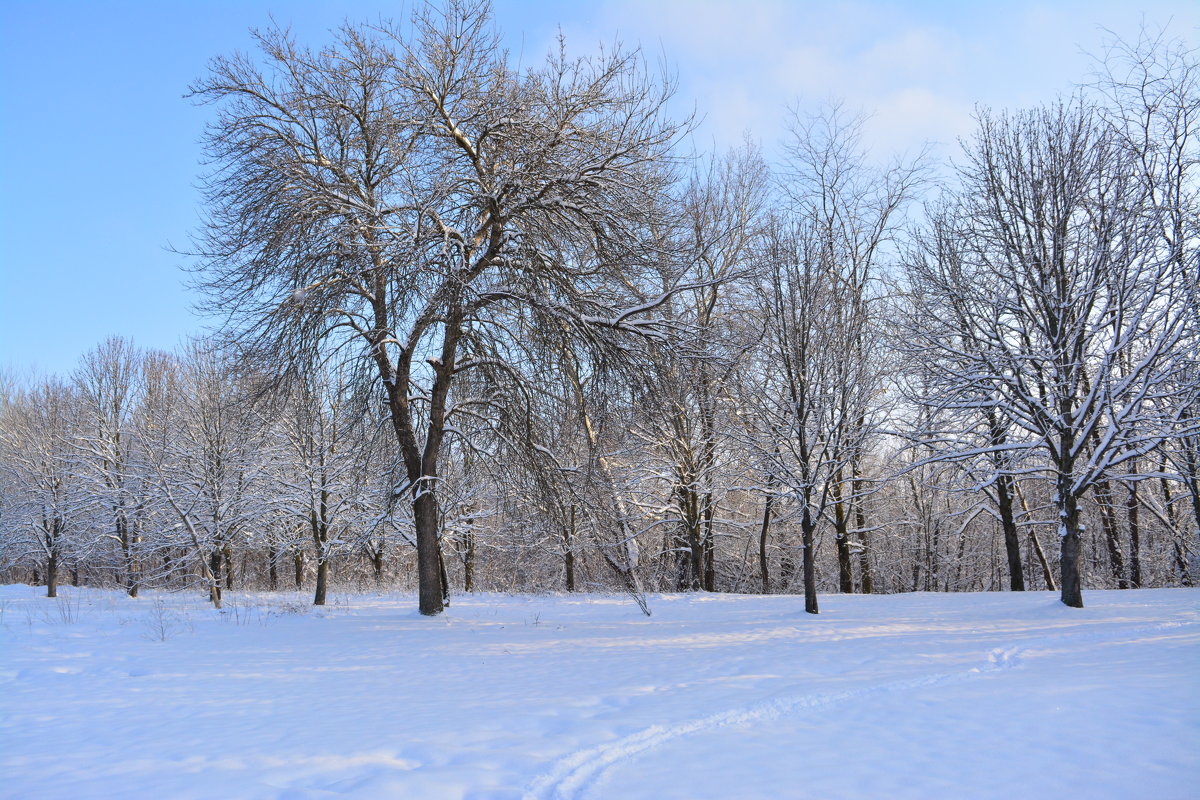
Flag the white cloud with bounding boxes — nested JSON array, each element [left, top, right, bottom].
[[497, 0, 1200, 162]]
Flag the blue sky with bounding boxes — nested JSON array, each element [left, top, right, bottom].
[[2, 0, 1197, 378]]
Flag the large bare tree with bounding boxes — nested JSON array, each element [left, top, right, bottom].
[[190, 0, 686, 614], [905, 101, 1196, 607]]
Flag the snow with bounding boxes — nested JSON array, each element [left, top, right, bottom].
[[1, 586, 1196, 800]]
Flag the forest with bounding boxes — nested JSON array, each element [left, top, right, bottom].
[[1, 0, 1196, 615]]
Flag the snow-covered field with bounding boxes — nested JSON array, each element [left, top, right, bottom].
[[0, 586, 1196, 800]]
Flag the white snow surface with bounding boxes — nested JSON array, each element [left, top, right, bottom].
[[1, 586, 1196, 799]]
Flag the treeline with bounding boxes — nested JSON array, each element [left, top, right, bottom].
[[1, 2, 1196, 612]]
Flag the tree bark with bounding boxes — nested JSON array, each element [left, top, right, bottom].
[[801, 510, 818, 614], [1126, 467, 1142, 588], [268, 549, 279, 591], [46, 550, 59, 599], [832, 472, 854, 593], [437, 530, 451, 608], [702, 503, 716, 592], [758, 492, 774, 594], [462, 530, 476, 593], [223, 544, 235, 590], [313, 557, 329, 606], [996, 474, 1025, 591], [1058, 481, 1084, 608], [852, 466, 873, 594], [127, 531, 140, 598], [411, 489, 443, 615], [564, 506, 576, 592], [1094, 480, 1128, 589]]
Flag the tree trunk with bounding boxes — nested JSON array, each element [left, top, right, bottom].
[[1015, 482, 1056, 590], [832, 474, 854, 593], [223, 544, 235, 590], [758, 492, 774, 594], [268, 548, 279, 591], [127, 531, 141, 598], [995, 474, 1025, 591], [46, 550, 59, 598], [1179, 430, 1200, 546], [801, 510, 818, 614], [313, 557, 329, 606], [1030, 530, 1056, 590], [1126, 472, 1141, 589], [1058, 485, 1083, 608], [1094, 480, 1128, 589], [200, 550, 223, 609], [702, 494, 716, 591], [293, 551, 305, 590], [413, 487, 445, 616], [1173, 540, 1192, 587], [564, 506, 577, 592], [852, 467, 873, 594], [118, 516, 139, 598], [209, 550, 223, 594], [434, 523, 451, 608], [686, 526, 703, 591], [462, 530, 476, 593]]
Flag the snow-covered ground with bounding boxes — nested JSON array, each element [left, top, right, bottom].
[[0, 585, 1196, 800]]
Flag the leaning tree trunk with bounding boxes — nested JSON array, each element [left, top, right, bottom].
[[1016, 483, 1056, 590]]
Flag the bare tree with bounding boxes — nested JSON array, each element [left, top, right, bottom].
[[749, 105, 920, 612], [632, 145, 767, 591], [0, 379, 85, 597], [900, 207, 1037, 592], [74, 337, 150, 597], [905, 100, 1197, 607], [1094, 29, 1200, 563], [142, 342, 271, 607], [189, 0, 687, 614], [275, 365, 380, 604]]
